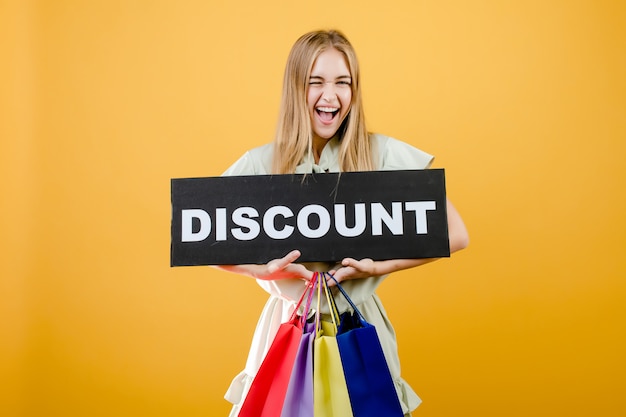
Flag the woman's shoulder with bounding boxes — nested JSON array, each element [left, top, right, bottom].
[[370, 132, 434, 170], [246, 142, 274, 163], [222, 143, 274, 176]]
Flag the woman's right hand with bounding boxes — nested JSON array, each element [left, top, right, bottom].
[[215, 250, 314, 282], [261, 250, 313, 280]]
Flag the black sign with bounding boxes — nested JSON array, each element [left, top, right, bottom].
[[171, 169, 449, 266]]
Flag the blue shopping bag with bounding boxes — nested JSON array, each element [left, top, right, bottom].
[[327, 273, 404, 417]]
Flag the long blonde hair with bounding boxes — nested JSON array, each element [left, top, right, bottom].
[[272, 30, 374, 174]]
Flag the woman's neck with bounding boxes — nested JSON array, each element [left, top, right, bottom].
[[312, 135, 334, 164]]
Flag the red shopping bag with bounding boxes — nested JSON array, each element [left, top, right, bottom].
[[239, 276, 316, 417]]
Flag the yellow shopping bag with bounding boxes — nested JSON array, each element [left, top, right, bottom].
[[313, 277, 353, 417]]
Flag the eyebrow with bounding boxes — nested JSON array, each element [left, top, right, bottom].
[[309, 75, 352, 81]]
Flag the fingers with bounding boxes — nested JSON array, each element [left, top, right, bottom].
[[341, 257, 357, 267], [265, 251, 379, 283], [295, 264, 316, 283], [266, 250, 302, 274], [327, 267, 349, 284], [331, 258, 376, 282], [325, 273, 341, 287], [285, 249, 302, 262], [345, 257, 375, 271]]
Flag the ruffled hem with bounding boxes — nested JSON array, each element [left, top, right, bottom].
[[394, 376, 422, 414], [224, 370, 252, 417]]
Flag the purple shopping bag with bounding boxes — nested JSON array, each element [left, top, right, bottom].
[[280, 320, 316, 417], [280, 273, 318, 417]]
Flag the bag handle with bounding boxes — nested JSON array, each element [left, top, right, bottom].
[[322, 273, 341, 332], [324, 272, 367, 323], [315, 273, 323, 338], [289, 272, 317, 322], [314, 273, 341, 339], [300, 272, 318, 326]]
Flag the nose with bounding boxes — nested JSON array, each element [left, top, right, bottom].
[[321, 82, 337, 102]]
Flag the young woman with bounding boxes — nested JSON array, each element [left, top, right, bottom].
[[219, 29, 469, 417]]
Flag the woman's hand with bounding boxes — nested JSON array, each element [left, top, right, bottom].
[[328, 257, 437, 285], [215, 250, 314, 282], [262, 250, 313, 280], [328, 258, 376, 285]]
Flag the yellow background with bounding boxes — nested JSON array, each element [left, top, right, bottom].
[[2, 0, 625, 416]]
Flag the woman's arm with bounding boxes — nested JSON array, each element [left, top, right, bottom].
[[330, 198, 469, 283]]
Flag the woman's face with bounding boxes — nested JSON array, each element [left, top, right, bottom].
[[307, 47, 352, 141]]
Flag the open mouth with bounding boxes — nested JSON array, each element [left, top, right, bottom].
[[316, 106, 339, 122]]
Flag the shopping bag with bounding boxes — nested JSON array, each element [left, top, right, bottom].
[[280, 274, 319, 417], [280, 320, 316, 417], [313, 275, 354, 417], [239, 277, 315, 417], [327, 273, 405, 417]]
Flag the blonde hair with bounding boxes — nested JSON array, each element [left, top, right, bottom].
[[272, 30, 374, 174]]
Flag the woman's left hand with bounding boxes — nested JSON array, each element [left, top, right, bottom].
[[328, 256, 441, 286], [328, 258, 376, 285]]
